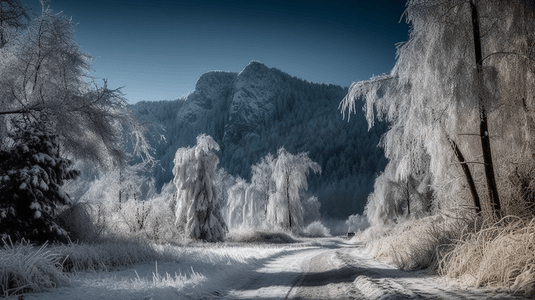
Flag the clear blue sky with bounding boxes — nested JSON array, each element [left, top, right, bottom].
[[29, 0, 408, 103]]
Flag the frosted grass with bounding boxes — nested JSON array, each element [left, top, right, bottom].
[[2, 237, 296, 298], [0, 239, 66, 297], [355, 215, 460, 271], [440, 216, 535, 296], [356, 214, 535, 297]]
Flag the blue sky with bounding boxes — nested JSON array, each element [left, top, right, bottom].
[[30, 0, 408, 103]]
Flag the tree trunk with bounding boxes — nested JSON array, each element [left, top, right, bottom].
[[118, 168, 123, 210], [406, 180, 411, 217], [286, 174, 292, 230], [449, 136, 481, 214], [470, 0, 501, 217]]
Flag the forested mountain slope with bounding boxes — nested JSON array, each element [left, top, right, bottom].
[[131, 61, 387, 218]]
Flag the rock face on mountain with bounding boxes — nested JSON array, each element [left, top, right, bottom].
[[224, 61, 281, 144], [131, 61, 387, 219]]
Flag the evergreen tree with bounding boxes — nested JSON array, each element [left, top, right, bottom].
[[0, 121, 79, 243]]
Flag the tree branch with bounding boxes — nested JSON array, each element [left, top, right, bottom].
[[481, 51, 531, 63]]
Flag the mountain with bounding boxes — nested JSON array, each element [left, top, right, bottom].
[[131, 61, 387, 219]]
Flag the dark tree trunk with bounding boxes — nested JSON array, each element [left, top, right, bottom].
[[406, 180, 411, 217], [449, 136, 482, 214], [470, 0, 501, 217], [286, 174, 292, 229]]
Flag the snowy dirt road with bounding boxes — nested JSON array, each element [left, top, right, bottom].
[[223, 239, 520, 300], [25, 238, 523, 300]]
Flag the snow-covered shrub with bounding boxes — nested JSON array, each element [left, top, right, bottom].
[[300, 221, 331, 238], [225, 228, 297, 244], [173, 134, 227, 242], [57, 202, 98, 242], [346, 214, 369, 233], [0, 122, 79, 243]]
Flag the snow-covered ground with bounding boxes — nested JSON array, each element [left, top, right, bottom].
[[23, 237, 523, 300]]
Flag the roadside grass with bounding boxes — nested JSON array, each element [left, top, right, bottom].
[[357, 214, 535, 297], [440, 216, 535, 296], [0, 236, 296, 298], [355, 215, 459, 271]]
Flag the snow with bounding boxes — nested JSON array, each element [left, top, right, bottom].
[[22, 238, 525, 300], [29, 201, 41, 211]]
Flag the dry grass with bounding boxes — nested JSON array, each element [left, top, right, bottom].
[[356, 215, 461, 271], [358, 212, 535, 297], [440, 216, 535, 296]]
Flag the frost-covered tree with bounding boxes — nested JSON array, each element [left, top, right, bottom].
[[364, 159, 433, 226], [248, 153, 275, 220], [341, 0, 535, 219], [302, 196, 321, 226], [77, 161, 156, 235], [173, 134, 226, 242], [267, 148, 321, 230], [243, 185, 266, 228], [0, 3, 153, 243], [0, 0, 29, 47], [226, 177, 248, 229], [215, 168, 236, 223], [0, 121, 79, 243], [0, 5, 152, 166]]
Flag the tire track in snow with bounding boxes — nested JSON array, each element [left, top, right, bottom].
[[224, 246, 327, 299]]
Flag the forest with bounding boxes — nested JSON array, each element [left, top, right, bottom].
[[1, 0, 535, 298]]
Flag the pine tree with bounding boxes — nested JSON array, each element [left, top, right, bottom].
[[0, 121, 79, 243]]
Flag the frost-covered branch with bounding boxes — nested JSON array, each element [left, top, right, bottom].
[[0, 5, 153, 166]]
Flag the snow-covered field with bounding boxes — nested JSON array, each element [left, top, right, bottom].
[[17, 237, 524, 300]]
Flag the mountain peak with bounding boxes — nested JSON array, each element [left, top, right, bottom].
[[194, 70, 237, 92], [238, 60, 272, 77]]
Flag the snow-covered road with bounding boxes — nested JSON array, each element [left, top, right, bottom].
[[224, 239, 519, 300], [26, 238, 523, 299]]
